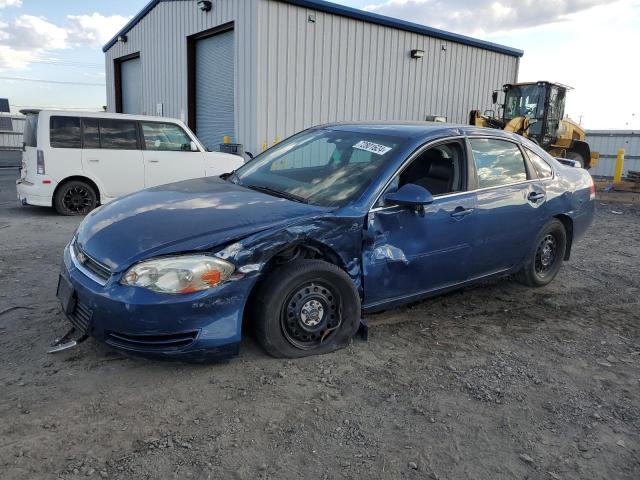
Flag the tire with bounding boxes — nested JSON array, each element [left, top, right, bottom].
[[566, 151, 585, 169], [516, 219, 567, 287], [54, 180, 97, 216], [253, 259, 361, 358]]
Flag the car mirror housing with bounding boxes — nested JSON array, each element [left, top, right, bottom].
[[190, 141, 199, 152], [384, 183, 434, 208]]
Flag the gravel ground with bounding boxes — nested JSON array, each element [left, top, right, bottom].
[[1, 168, 639, 480]]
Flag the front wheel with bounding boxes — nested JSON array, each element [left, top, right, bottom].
[[516, 219, 567, 287], [54, 180, 97, 216], [253, 259, 361, 358]]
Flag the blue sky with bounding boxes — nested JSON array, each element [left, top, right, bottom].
[[0, 0, 637, 128]]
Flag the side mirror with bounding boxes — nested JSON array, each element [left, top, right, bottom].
[[384, 184, 434, 208], [245, 151, 254, 161], [190, 141, 199, 152], [492, 91, 499, 104]]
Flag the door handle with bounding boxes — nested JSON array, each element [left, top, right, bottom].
[[451, 207, 474, 219], [87, 159, 99, 163], [147, 159, 160, 163], [528, 191, 545, 202]]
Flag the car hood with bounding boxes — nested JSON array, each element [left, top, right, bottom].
[[75, 177, 330, 272]]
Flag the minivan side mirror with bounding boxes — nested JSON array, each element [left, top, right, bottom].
[[190, 141, 199, 152], [384, 184, 434, 208]]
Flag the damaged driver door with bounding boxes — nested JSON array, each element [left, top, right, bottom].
[[362, 139, 477, 309]]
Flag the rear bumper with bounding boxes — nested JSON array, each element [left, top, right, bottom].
[[16, 179, 55, 207], [59, 243, 256, 362]]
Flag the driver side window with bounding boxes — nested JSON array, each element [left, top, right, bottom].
[[141, 122, 193, 151], [379, 141, 465, 207]]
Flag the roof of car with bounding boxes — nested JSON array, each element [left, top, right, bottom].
[[23, 109, 184, 124], [319, 121, 521, 141]]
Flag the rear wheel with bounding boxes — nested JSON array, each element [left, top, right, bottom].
[[516, 219, 567, 287], [253, 259, 361, 358], [54, 180, 97, 216]]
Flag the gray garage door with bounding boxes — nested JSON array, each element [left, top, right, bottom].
[[195, 29, 235, 151], [120, 56, 142, 114]]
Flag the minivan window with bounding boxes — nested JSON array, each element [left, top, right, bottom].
[[99, 119, 138, 150], [82, 118, 100, 149], [526, 148, 553, 179], [469, 138, 528, 189], [23, 114, 38, 147], [50, 116, 81, 149], [141, 122, 193, 151]]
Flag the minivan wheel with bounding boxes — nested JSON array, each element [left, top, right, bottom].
[[54, 180, 97, 216], [253, 259, 361, 358], [516, 219, 567, 287]]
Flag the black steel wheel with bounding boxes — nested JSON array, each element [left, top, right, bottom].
[[516, 219, 567, 287], [54, 180, 97, 216], [253, 259, 361, 358], [534, 234, 558, 278], [281, 281, 341, 350]]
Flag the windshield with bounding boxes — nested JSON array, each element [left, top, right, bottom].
[[231, 128, 404, 207]]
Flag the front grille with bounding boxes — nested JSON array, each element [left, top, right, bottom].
[[68, 300, 92, 334], [71, 242, 111, 284], [105, 330, 198, 352]]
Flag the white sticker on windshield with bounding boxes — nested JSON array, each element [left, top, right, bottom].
[[353, 140, 392, 155]]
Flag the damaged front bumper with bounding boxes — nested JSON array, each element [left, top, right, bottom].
[[55, 244, 258, 361]]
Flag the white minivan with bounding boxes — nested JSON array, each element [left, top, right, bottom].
[[16, 110, 244, 215]]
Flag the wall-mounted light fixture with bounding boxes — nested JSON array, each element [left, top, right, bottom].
[[308, 13, 316, 23], [410, 49, 424, 59], [118, 35, 128, 43], [198, 0, 212, 12]]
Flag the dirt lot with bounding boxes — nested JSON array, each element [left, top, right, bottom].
[[1, 168, 639, 480]]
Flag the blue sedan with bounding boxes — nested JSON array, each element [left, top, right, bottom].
[[56, 123, 595, 359]]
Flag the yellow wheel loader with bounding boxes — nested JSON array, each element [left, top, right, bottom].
[[469, 81, 598, 169]]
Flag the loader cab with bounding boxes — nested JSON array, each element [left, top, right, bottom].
[[502, 81, 567, 147]]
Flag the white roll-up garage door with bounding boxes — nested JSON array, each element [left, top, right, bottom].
[[120, 56, 142, 114], [195, 29, 235, 151]]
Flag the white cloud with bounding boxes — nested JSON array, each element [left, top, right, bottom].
[[66, 13, 131, 47], [363, 0, 615, 36], [512, 0, 640, 129], [0, 44, 38, 68], [0, 12, 129, 70], [4, 15, 68, 50], [0, 0, 22, 8]]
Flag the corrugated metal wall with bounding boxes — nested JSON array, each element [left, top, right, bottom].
[[105, 0, 519, 154], [255, 0, 519, 151], [105, 0, 259, 150], [587, 131, 640, 178], [0, 115, 25, 167]]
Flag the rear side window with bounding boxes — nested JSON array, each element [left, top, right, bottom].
[[99, 119, 138, 150], [469, 138, 528, 188], [23, 115, 38, 147], [82, 118, 100, 149], [141, 122, 193, 151], [50, 116, 81, 149], [526, 148, 553, 179]]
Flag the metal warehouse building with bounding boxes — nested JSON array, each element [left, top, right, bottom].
[[586, 130, 640, 178], [103, 0, 523, 153]]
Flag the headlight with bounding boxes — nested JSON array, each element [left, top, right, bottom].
[[121, 255, 235, 294]]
